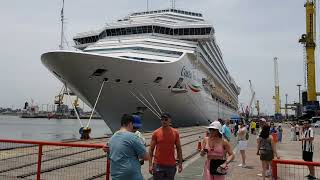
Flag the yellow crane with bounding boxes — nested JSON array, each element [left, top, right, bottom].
[[299, 0, 317, 102], [273, 57, 281, 118]]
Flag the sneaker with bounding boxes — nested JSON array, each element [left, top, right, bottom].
[[266, 170, 271, 177], [257, 173, 270, 177], [308, 175, 317, 180], [238, 164, 246, 168]]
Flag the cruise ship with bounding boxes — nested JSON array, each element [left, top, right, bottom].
[[41, 8, 241, 132]]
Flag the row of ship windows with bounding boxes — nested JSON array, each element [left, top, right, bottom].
[[211, 93, 237, 111], [130, 9, 202, 17], [85, 47, 183, 56], [120, 56, 169, 62], [74, 26, 212, 45], [202, 80, 237, 111]]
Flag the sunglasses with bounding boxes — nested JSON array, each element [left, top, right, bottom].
[[161, 117, 169, 121]]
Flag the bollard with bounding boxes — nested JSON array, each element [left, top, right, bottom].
[[82, 127, 92, 140]]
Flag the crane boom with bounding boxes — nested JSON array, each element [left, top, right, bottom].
[[248, 80, 260, 116], [248, 80, 256, 109]]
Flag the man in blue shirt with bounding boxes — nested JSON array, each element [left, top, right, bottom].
[[222, 119, 231, 142], [108, 114, 149, 180]]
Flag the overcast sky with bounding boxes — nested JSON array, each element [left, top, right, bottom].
[[0, 0, 315, 115]]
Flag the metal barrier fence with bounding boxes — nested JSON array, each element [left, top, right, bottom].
[[0, 139, 109, 180], [272, 159, 320, 180]]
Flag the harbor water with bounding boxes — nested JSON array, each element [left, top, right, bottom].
[[0, 115, 111, 141]]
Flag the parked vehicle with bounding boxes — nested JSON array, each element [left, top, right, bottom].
[[310, 116, 320, 123], [313, 121, 320, 128]]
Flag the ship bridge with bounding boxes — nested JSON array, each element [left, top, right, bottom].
[[73, 9, 214, 50]]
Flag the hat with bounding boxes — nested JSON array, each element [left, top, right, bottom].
[[132, 115, 142, 128], [206, 121, 222, 134], [160, 112, 171, 119], [260, 118, 266, 122]]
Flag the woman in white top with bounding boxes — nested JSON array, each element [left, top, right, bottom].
[[237, 120, 247, 168]]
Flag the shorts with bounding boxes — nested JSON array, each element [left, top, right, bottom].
[[238, 140, 247, 150], [296, 132, 299, 136], [260, 150, 274, 161], [303, 151, 313, 162], [153, 164, 177, 180]]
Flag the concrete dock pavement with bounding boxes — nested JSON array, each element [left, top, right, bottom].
[[175, 125, 320, 180]]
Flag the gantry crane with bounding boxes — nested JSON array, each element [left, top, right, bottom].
[[299, 0, 319, 112]]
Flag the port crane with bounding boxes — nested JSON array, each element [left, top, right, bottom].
[[273, 57, 281, 119], [248, 80, 260, 117], [299, 0, 319, 114]]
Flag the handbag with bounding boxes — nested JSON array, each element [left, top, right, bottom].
[[245, 132, 249, 140], [210, 159, 227, 175]]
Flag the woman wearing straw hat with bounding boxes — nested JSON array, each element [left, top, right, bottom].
[[200, 121, 235, 180]]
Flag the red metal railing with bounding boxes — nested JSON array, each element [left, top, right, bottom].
[[0, 139, 109, 180], [272, 159, 320, 180]]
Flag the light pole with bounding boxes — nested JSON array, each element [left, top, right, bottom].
[[297, 84, 302, 117], [285, 93, 288, 119]]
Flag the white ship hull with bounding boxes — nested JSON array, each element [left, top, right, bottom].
[[41, 51, 235, 132]]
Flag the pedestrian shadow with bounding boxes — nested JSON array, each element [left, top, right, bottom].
[[243, 165, 255, 169]]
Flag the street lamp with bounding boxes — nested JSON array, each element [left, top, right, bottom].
[[285, 93, 288, 119], [297, 84, 302, 117]]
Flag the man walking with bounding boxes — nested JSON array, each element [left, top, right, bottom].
[[108, 114, 149, 180], [222, 119, 231, 142], [301, 120, 316, 180], [149, 112, 183, 180]]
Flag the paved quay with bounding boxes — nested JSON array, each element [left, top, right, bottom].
[[175, 125, 320, 180]]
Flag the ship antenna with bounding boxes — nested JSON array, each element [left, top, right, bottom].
[[59, 0, 65, 50], [147, 0, 149, 11], [171, 0, 175, 9]]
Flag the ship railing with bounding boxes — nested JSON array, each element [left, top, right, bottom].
[[0, 139, 110, 180]]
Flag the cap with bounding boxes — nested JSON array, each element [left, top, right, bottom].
[[206, 121, 222, 134], [260, 118, 267, 122], [132, 115, 142, 128], [161, 112, 171, 119]]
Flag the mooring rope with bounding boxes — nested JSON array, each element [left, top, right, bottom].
[[65, 83, 83, 127], [86, 80, 105, 128]]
